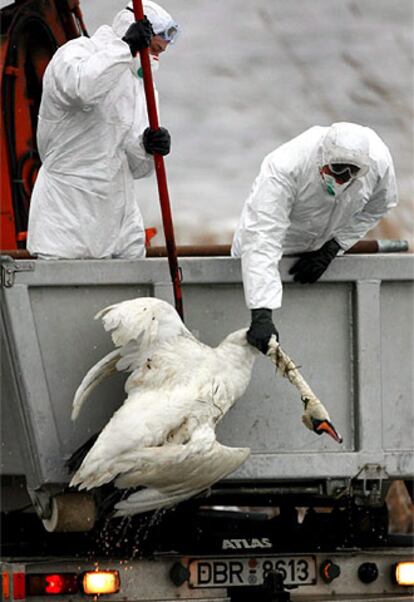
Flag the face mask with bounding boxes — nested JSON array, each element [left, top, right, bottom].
[[149, 54, 159, 73], [321, 173, 352, 197], [131, 54, 159, 79]]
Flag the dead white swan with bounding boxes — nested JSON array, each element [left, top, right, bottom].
[[70, 297, 341, 516]]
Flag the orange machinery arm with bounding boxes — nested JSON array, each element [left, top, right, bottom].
[[0, 0, 88, 250]]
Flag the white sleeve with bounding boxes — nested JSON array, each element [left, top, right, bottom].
[[239, 170, 295, 310], [123, 88, 157, 180], [334, 166, 398, 250], [49, 36, 133, 107], [125, 137, 154, 179]]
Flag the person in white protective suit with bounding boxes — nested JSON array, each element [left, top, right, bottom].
[[231, 122, 398, 353], [27, 1, 180, 259]]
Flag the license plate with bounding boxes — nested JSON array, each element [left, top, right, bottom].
[[188, 555, 316, 588]]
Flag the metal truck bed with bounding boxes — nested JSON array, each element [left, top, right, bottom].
[[1, 254, 413, 492]]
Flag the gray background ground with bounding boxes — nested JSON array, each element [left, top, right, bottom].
[[70, 1, 414, 245]]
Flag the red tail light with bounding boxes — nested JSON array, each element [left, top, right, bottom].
[[13, 574, 25, 600], [26, 574, 79, 596]]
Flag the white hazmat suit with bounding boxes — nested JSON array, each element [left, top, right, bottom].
[[232, 123, 398, 310], [27, 2, 176, 259]]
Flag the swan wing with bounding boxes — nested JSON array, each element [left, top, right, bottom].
[[113, 424, 250, 515], [96, 297, 192, 352], [72, 296, 196, 420], [114, 442, 250, 515], [69, 393, 197, 490], [71, 349, 121, 420]]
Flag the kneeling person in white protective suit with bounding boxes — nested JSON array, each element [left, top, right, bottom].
[[232, 122, 398, 353], [27, 1, 180, 259]]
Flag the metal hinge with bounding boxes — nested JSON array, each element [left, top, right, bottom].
[[354, 463, 389, 481], [353, 463, 389, 506], [1, 255, 35, 287]]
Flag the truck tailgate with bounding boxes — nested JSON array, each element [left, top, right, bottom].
[[1, 254, 413, 489]]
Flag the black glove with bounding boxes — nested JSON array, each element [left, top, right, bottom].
[[143, 127, 171, 156], [289, 239, 341, 284], [122, 17, 153, 56], [247, 308, 279, 354]]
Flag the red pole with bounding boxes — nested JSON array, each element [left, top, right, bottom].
[[131, 0, 184, 320]]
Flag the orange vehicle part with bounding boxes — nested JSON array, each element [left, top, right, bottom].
[[0, 0, 88, 250]]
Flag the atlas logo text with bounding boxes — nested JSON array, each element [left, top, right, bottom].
[[222, 538, 272, 550]]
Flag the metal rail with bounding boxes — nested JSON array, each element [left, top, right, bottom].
[[0, 239, 409, 260]]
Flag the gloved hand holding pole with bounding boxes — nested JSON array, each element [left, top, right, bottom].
[[131, 0, 183, 320], [267, 335, 343, 444], [122, 18, 153, 55]]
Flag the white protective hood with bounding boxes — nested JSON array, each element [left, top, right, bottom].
[[112, 1, 176, 38], [319, 122, 371, 177], [112, 2, 177, 76]]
